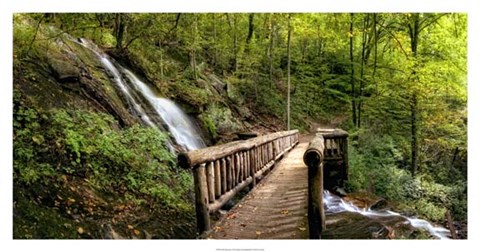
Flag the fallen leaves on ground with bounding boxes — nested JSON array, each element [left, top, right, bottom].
[[213, 226, 224, 232]]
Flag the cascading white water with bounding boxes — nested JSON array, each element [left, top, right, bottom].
[[123, 70, 206, 151], [75, 38, 205, 152], [323, 190, 451, 239]]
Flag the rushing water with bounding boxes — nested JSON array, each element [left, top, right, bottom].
[[123, 70, 206, 151], [74, 38, 206, 152], [323, 190, 451, 239]]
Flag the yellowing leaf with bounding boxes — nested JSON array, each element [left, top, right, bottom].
[[299, 227, 306, 231], [133, 229, 140, 236], [77, 227, 84, 234], [127, 224, 134, 230], [255, 231, 262, 235], [32, 135, 44, 144]]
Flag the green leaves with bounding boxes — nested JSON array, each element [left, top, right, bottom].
[[13, 96, 191, 210]]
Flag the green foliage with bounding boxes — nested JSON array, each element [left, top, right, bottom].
[[347, 129, 467, 222], [200, 114, 217, 140], [13, 92, 192, 210], [413, 199, 447, 222], [13, 14, 37, 58], [13, 194, 80, 239]]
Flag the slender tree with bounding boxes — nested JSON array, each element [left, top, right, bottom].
[[349, 13, 356, 127], [287, 14, 292, 130]]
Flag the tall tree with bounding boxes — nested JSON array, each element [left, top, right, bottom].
[[246, 14, 255, 45], [404, 13, 447, 176], [268, 14, 275, 85], [114, 13, 127, 49], [349, 13, 356, 127], [287, 14, 292, 130]]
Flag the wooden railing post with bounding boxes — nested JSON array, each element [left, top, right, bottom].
[[193, 164, 210, 234], [249, 148, 257, 190], [343, 137, 349, 181], [178, 130, 299, 236], [304, 134, 325, 239]]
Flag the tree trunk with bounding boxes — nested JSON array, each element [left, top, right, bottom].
[[301, 39, 308, 63], [372, 13, 378, 95], [408, 13, 420, 176], [159, 41, 164, 81], [357, 14, 370, 128], [191, 15, 198, 80], [349, 13, 357, 127], [268, 15, 275, 86], [213, 14, 217, 68], [411, 93, 418, 176], [287, 14, 292, 130], [233, 15, 238, 73], [246, 13, 255, 45], [114, 14, 126, 50]]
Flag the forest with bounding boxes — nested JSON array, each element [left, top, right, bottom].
[[12, 13, 467, 239]]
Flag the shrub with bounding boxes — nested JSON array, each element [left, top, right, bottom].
[[14, 93, 192, 210]]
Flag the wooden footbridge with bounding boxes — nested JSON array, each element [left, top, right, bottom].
[[178, 128, 349, 239]]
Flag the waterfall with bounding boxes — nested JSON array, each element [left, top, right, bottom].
[[123, 70, 206, 151], [323, 190, 451, 239], [75, 38, 205, 152]]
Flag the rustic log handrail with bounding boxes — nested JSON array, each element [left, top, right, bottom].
[[304, 128, 349, 239], [178, 130, 299, 234], [304, 133, 326, 239]]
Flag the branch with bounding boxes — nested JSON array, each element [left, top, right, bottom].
[[168, 13, 182, 34], [27, 15, 45, 53], [418, 13, 448, 33], [378, 21, 409, 58]]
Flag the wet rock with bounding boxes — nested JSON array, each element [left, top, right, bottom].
[[344, 192, 385, 209], [370, 198, 388, 211], [49, 58, 80, 83], [323, 212, 389, 239], [322, 211, 425, 239], [208, 74, 227, 95], [332, 187, 348, 197]]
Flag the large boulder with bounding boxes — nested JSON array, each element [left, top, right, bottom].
[[48, 58, 80, 83]]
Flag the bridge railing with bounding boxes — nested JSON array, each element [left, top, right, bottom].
[[317, 128, 349, 181], [178, 130, 299, 234], [304, 128, 349, 239]]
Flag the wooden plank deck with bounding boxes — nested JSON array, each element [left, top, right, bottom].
[[205, 142, 309, 239]]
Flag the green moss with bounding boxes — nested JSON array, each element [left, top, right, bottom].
[[200, 115, 218, 140]]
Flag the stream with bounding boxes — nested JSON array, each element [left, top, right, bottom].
[[323, 190, 451, 239]]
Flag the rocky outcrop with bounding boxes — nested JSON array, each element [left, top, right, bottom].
[[14, 36, 138, 127], [48, 58, 80, 83]]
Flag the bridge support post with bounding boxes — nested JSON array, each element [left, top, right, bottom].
[[193, 164, 210, 234], [304, 135, 326, 239]]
